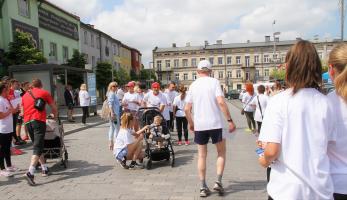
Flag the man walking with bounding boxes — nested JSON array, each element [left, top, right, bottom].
[[185, 60, 236, 197], [64, 85, 75, 122], [165, 82, 178, 131], [22, 79, 58, 186]]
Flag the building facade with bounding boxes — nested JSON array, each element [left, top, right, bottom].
[[153, 38, 339, 91], [120, 44, 132, 74], [80, 22, 101, 70], [131, 48, 142, 75]]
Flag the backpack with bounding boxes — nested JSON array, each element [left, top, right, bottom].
[[100, 99, 111, 121]]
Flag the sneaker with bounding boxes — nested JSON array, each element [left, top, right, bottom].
[[41, 169, 50, 177], [0, 170, 13, 177], [185, 140, 190, 145], [6, 166, 19, 172], [177, 141, 182, 146], [129, 162, 144, 170], [11, 147, 23, 156], [117, 159, 129, 169], [14, 140, 26, 145], [24, 172, 35, 186], [199, 187, 211, 197], [213, 181, 224, 196]]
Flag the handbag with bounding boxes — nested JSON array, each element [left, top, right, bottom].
[[28, 90, 46, 111]]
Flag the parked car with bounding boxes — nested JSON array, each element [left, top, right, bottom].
[[226, 90, 240, 99]]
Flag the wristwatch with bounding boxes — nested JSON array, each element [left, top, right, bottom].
[[227, 119, 233, 123]]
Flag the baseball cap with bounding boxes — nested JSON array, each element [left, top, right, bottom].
[[151, 82, 160, 88], [197, 60, 212, 70], [127, 81, 135, 87]]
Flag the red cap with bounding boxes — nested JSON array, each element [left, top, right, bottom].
[[151, 82, 160, 89], [127, 81, 135, 87]]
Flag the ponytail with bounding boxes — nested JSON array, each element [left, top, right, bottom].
[[334, 66, 347, 102], [120, 112, 134, 129], [178, 85, 186, 100]]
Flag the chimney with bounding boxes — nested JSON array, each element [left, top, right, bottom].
[[204, 40, 209, 46], [265, 36, 271, 42], [216, 40, 222, 45], [186, 42, 190, 47], [247, 40, 250, 43], [172, 43, 176, 48], [296, 37, 302, 41], [274, 37, 279, 42]]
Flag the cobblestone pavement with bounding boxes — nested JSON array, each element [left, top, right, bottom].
[[0, 101, 268, 200]]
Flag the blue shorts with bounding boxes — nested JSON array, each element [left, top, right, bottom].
[[115, 147, 128, 161], [194, 128, 223, 145]]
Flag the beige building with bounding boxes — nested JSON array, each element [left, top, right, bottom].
[[153, 37, 340, 91]]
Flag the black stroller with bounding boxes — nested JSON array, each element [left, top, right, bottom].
[[138, 107, 175, 169]]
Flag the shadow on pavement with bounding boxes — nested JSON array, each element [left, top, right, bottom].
[[223, 180, 267, 196]]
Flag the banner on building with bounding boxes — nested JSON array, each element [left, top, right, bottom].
[[38, 8, 79, 41], [11, 19, 39, 48]]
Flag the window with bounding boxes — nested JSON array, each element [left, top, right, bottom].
[[264, 55, 269, 63], [182, 59, 188, 67], [236, 70, 241, 78], [227, 71, 232, 78], [218, 71, 223, 79], [96, 37, 100, 49], [84, 31, 88, 45], [39, 39, 44, 53], [227, 56, 232, 65], [236, 56, 241, 64], [193, 72, 197, 80], [200, 57, 205, 61], [92, 56, 96, 67], [245, 56, 250, 67], [218, 57, 223, 65], [183, 73, 188, 80], [165, 60, 171, 68], [255, 69, 260, 78], [91, 34, 94, 47], [158, 74, 162, 81], [245, 71, 250, 80], [18, 0, 30, 17], [254, 55, 259, 63], [113, 44, 117, 55], [174, 59, 179, 68], [168, 74, 171, 81], [191, 58, 197, 67], [156, 60, 162, 71], [49, 42, 57, 60], [237, 84, 242, 90], [85, 54, 89, 64], [210, 71, 214, 78], [209, 57, 214, 65], [175, 73, 179, 80], [264, 69, 270, 77], [62, 46, 68, 63]]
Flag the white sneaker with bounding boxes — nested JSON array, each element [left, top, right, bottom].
[[0, 170, 13, 177], [6, 166, 19, 172]]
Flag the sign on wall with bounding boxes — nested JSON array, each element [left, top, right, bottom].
[[11, 19, 39, 48], [87, 73, 97, 106], [38, 8, 79, 41]]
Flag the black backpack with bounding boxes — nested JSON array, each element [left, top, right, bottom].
[[28, 90, 46, 111]]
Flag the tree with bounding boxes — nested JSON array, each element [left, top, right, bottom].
[[63, 50, 86, 88], [96, 62, 112, 90], [139, 69, 156, 81], [270, 68, 286, 81], [114, 68, 130, 86], [130, 69, 139, 80], [2, 31, 46, 76]]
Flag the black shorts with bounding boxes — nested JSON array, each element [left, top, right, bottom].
[[194, 128, 223, 145], [26, 120, 46, 156]]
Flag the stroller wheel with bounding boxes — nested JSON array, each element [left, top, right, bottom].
[[144, 159, 152, 170]]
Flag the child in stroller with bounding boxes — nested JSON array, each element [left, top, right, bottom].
[[148, 115, 170, 148]]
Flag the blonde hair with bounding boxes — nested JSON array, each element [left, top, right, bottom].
[[120, 112, 134, 129], [153, 115, 163, 124], [80, 83, 87, 91], [107, 81, 118, 92], [329, 44, 347, 102]]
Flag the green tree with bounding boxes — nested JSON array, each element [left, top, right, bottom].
[[63, 50, 86, 88], [270, 68, 286, 81], [114, 68, 130, 85], [96, 62, 112, 90], [130, 69, 139, 80], [139, 69, 156, 81], [2, 31, 46, 75]]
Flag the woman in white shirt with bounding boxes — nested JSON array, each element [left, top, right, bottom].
[[250, 85, 269, 134], [258, 40, 336, 200], [173, 85, 189, 146], [242, 83, 256, 133], [122, 82, 141, 131], [327, 44, 347, 200], [79, 84, 90, 125]]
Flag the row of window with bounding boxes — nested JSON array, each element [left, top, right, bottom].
[[83, 30, 121, 57], [158, 69, 270, 81], [39, 39, 76, 63], [156, 54, 286, 69]]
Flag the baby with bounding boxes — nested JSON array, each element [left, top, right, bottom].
[[148, 115, 170, 148]]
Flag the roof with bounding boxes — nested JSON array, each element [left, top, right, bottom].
[[154, 46, 205, 53], [41, 0, 80, 20], [8, 64, 93, 74]]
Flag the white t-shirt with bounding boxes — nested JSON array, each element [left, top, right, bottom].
[[173, 95, 186, 117], [116, 89, 125, 101], [242, 92, 256, 112], [143, 91, 166, 109], [327, 91, 347, 195], [122, 92, 142, 111], [79, 90, 90, 107], [259, 88, 336, 200], [250, 94, 269, 122], [162, 93, 170, 121], [186, 76, 224, 131], [0, 97, 13, 134], [114, 128, 135, 153], [165, 90, 178, 112]]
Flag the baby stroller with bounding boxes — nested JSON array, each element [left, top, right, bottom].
[[43, 118, 68, 168], [138, 107, 175, 169]]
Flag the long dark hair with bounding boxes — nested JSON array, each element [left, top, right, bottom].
[[285, 40, 322, 94], [179, 85, 187, 100], [0, 83, 7, 96]]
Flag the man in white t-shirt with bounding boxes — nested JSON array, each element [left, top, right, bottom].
[[185, 60, 236, 197], [165, 82, 178, 131], [143, 82, 166, 113]]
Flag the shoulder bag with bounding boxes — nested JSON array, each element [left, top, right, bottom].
[[28, 90, 46, 111], [241, 95, 255, 115]]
